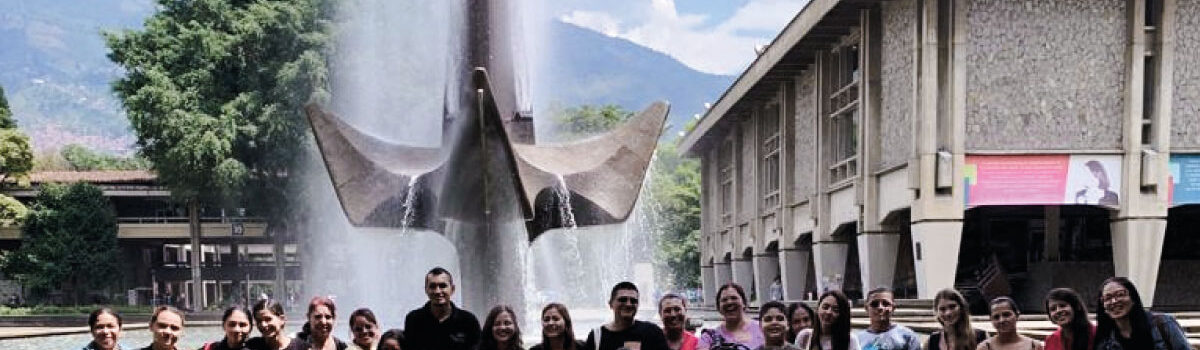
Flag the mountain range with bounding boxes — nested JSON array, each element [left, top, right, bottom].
[[0, 1, 733, 152]]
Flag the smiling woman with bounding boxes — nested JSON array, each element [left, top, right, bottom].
[[142, 306, 185, 350], [481, 305, 523, 350], [699, 283, 763, 350], [1095, 277, 1189, 350]]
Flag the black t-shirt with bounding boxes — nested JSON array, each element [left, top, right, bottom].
[[403, 302, 481, 350], [926, 329, 988, 349], [244, 336, 311, 350], [583, 321, 670, 350], [530, 340, 586, 350]]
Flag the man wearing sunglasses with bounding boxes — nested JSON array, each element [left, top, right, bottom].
[[585, 281, 670, 350], [856, 287, 922, 350]]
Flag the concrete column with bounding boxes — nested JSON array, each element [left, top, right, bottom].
[[812, 241, 849, 293], [714, 261, 733, 288], [732, 258, 755, 297], [753, 253, 781, 305], [701, 265, 716, 307], [910, 220, 963, 299], [857, 232, 901, 293], [1111, 218, 1167, 306], [779, 248, 810, 301]]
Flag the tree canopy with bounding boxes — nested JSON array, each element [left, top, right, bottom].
[[104, 0, 331, 217], [0, 183, 120, 304], [0, 85, 15, 129], [59, 144, 152, 171], [550, 104, 634, 142]]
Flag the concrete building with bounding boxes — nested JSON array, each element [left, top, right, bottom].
[[680, 0, 1200, 311], [0, 171, 299, 308]]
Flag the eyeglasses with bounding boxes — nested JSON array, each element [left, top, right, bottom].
[[1102, 290, 1129, 304], [615, 296, 639, 304]]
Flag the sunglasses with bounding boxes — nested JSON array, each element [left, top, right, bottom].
[[868, 300, 893, 308]]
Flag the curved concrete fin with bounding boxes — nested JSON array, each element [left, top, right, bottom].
[[305, 104, 443, 226], [515, 101, 669, 235]]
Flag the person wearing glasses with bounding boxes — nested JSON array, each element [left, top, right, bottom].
[[699, 283, 764, 349], [856, 288, 921, 350], [584, 281, 670, 350], [1095, 277, 1188, 350], [348, 308, 380, 350], [404, 267, 481, 350]]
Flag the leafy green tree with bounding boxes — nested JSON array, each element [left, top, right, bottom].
[[0, 85, 16, 129], [59, 144, 151, 171], [0, 86, 32, 226], [0, 183, 119, 304], [105, 0, 331, 225], [551, 104, 634, 141]]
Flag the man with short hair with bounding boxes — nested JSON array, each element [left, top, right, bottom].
[[404, 267, 481, 350], [585, 281, 670, 350], [658, 293, 697, 350], [856, 287, 922, 350]]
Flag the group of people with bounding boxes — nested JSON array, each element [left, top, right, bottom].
[[79, 267, 1190, 350]]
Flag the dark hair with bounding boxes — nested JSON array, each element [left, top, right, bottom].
[[866, 287, 893, 301], [379, 329, 406, 349], [989, 296, 1021, 316], [89, 307, 123, 330], [253, 299, 287, 321], [811, 290, 851, 350], [1085, 160, 1111, 189], [480, 305, 522, 350], [715, 282, 747, 310], [540, 303, 578, 350], [1096, 277, 1153, 350], [222, 305, 252, 323], [759, 301, 789, 320], [658, 293, 687, 311], [308, 296, 337, 317], [787, 302, 815, 341], [609, 281, 639, 302], [150, 306, 185, 327], [1045, 288, 1091, 350], [350, 308, 378, 328], [427, 267, 455, 285], [934, 288, 977, 350]]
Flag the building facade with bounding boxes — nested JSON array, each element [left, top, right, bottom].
[[681, 0, 1200, 311]]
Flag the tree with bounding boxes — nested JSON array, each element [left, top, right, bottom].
[[550, 104, 634, 141], [0, 183, 120, 304], [0, 86, 32, 225], [59, 144, 151, 171], [0, 85, 16, 129]]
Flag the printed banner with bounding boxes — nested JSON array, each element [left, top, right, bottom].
[[1170, 154, 1200, 205], [964, 155, 1122, 207]]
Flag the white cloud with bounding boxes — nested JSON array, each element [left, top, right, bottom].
[[560, 0, 809, 75]]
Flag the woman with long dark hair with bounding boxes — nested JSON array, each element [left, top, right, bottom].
[[202, 306, 254, 350], [793, 290, 858, 350], [348, 308, 379, 350], [1043, 288, 1094, 350], [247, 299, 305, 350], [531, 303, 583, 350], [977, 297, 1042, 350], [786, 303, 815, 344], [480, 304, 524, 350], [927, 289, 987, 350], [700, 283, 764, 349], [1095, 277, 1188, 350], [83, 308, 124, 350]]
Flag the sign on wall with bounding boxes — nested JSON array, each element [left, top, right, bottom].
[[1170, 154, 1200, 206], [964, 155, 1123, 207]]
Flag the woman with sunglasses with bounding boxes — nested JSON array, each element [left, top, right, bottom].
[[348, 308, 380, 350], [1095, 277, 1188, 350], [793, 290, 858, 350], [699, 283, 764, 350]]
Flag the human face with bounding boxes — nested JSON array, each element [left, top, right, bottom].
[[492, 311, 517, 344], [760, 308, 789, 344], [308, 305, 335, 340], [936, 298, 961, 325], [790, 307, 812, 333], [1101, 282, 1132, 320], [351, 315, 378, 349], [718, 288, 745, 319], [542, 308, 566, 339], [659, 298, 686, 331], [1047, 299, 1075, 327], [425, 273, 455, 306], [989, 303, 1018, 333], [609, 289, 640, 321], [866, 292, 894, 325], [380, 338, 403, 350], [151, 311, 184, 349], [90, 312, 122, 350], [817, 296, 840, 329], [223, 311, 253, 346], [255, 310, 286, 339]]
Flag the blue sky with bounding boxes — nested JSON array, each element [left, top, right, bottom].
[[534, 0, 811, 76]]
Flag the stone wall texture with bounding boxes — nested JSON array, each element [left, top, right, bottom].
[[1173, 0, 1200, 149], [964, 0, 1127, 150], [880, 0, 916, 169], [794, 69, 818, 202], [741, 118, 756, 220]]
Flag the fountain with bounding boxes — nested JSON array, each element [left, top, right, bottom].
[[303, 0, 669, 321]]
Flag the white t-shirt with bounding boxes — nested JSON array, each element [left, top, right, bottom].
[[794, 328, 861, 350]]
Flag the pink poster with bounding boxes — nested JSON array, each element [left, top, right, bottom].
[[964, 155, 1122, 207]]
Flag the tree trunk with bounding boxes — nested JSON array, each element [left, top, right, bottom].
[[189, 200, 203, 311]]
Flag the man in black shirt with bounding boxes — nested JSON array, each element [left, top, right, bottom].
[[585, 282, 670, 350], [404, 267, 481, 350]]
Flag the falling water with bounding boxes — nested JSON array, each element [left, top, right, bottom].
[[400, 175, 420, 233], [552, 174, 577, 230]]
